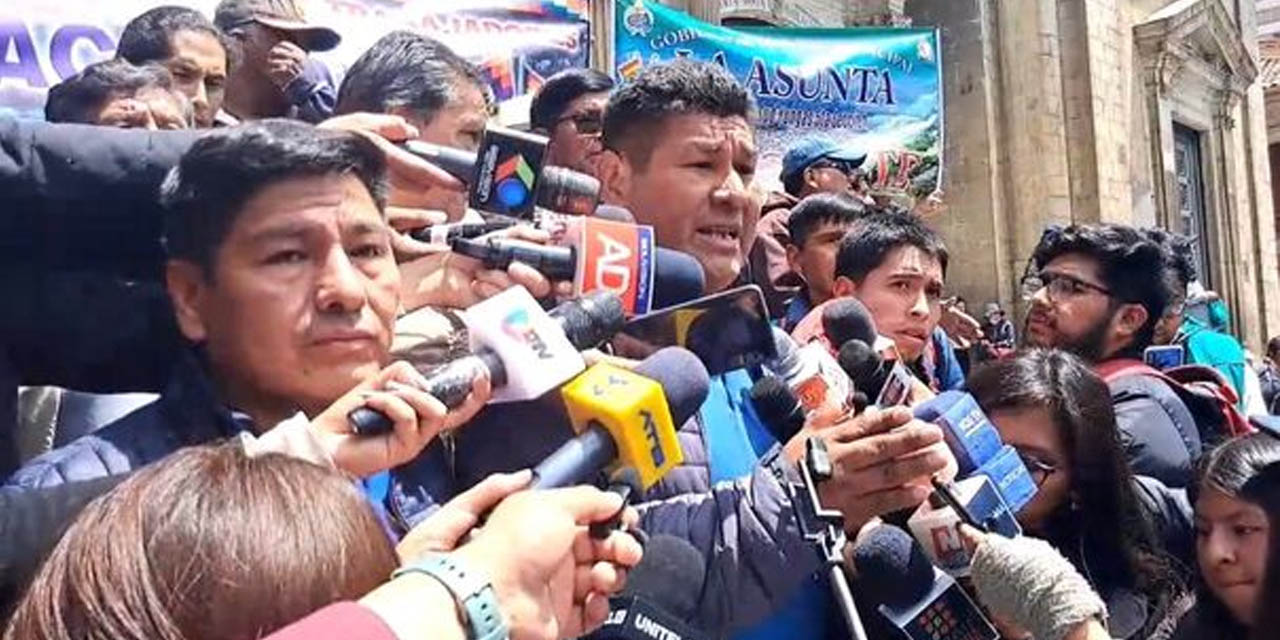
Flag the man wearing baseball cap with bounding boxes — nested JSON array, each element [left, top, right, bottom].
[[214, 0, 341, 124], [749, 135, 869, 318]]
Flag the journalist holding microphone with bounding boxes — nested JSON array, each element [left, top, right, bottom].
[[5, 442, 642, 640], [966, 350, 1192, 639], [3, 120, 492, 526]]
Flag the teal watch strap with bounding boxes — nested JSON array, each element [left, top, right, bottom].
[[394, 553, 508, 640]]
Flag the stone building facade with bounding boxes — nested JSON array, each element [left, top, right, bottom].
[[603, 0, 1280, 350]]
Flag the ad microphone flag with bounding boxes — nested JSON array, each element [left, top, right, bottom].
[[349, 288, 625, 435], [531, 347, 709, 490], [450, 218, 705, 315]]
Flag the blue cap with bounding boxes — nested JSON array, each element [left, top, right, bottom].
[[780, 137, 867, 182]]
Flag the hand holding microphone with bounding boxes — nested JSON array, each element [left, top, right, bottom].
[[350, 288, 626, 436], [531, 347, 709, 490], [308, 360, 491, 478], [399, 224, 573, 312], [962, 527, 1109, 640]]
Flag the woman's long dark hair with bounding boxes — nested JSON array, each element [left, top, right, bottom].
[[1244, 461, 1280, 640], [1190, 435, 1280, 640], [967, 349, 1183, 632]]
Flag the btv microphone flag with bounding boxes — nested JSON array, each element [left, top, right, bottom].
[[463, 286, 585, 403]]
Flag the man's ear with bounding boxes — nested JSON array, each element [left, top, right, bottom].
[[166, 260, 210, 344], [832, 275, 858, 299], [785, 243, 802, 275], [595, 148, 631, 206], [804, 167, 821, 192], [1113, 303, 1150, 343]]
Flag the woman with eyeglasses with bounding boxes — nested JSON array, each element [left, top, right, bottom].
[[967, 349, 1191, 639], [1167, 435, 1280, 640]]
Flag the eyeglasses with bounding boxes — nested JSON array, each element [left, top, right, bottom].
[[1020, 270, 1112, 303], [811, 159, 864, 178], [555, 112, 603, 136], [1016, 449, 1059, 487]]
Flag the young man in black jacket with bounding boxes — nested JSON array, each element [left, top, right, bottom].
[[1022, 224, 1201, 487]]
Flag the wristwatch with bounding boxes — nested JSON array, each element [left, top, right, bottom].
[[394, 552, 508, 640]]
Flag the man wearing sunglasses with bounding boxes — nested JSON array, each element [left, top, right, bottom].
[[1022, 223, 1202, 488], [529, 69, 614, 175], [214, 0, 340, 124]]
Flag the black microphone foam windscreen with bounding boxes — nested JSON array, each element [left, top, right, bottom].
[[837, 340, 882, 387], [822, 297, 878, 346], [851, 524, 937, 609], [632, 347, 711, 426], [748, 376, 805, 444], [651, 248, 705, 311], [553, 290, 627, 349], [623, 534, 707, 621]]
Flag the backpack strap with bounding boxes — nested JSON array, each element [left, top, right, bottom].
[[1095, 359, 1165, 384]]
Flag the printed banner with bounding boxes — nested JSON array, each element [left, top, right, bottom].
[[613, 0, 941, 198], [0, 0, 589, 120]]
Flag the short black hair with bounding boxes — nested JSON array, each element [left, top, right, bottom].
[[602, 59, 754, 168], [787, 193, 865, 248], [117, 6, 228, 66], [45, 59, 175, 124], [335, 31, 486, 123], [1030, 224, 1171, 351], [1145, 228, 1198, 290], [782, 170, 807, 198], [834, 210, 948, 283], [529, 68, 614, 132], [160, 119, 387, 275]]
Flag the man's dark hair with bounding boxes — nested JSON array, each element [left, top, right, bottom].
[[787, 193, 865, 248], [45, 59, 175, 124], [529, 68, 614, 132], [1030, 224, 1171, 352], [782, 169, 808, 198], [117, 6, 227, 66], [160, 119, 387, 275], [602, 59, 754, 168], [834, 210, 949, 283], [1145, 228, 1198, 290], [334, 31, 486, 122]]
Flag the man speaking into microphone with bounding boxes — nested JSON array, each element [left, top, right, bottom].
[[572, 60, 951, 636]]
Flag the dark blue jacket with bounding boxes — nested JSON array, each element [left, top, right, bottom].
[[1108, 372, 1202, 489], [5, 354, 252, 489]]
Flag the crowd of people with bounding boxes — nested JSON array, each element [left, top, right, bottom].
[[2, 1, 1280, 639]]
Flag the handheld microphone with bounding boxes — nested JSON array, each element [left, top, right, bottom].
[[822, 297, 879, 346], [407, 220, 516, 246], [531, 347, 709, 490], [767, 327, 854, 413], [912, 392, 1038, 512], [349, 288, 625, 435], [403, 129, 600, 218], [907, 475, 1022, 576], [852, 524, 998, 640], [837, 340, 914, 408], [451, 221, 705, 315], [587, 534, 707, 640], [747, 375, 806, 444]]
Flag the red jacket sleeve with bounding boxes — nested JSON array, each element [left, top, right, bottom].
[[264, 602, 398, 640]]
